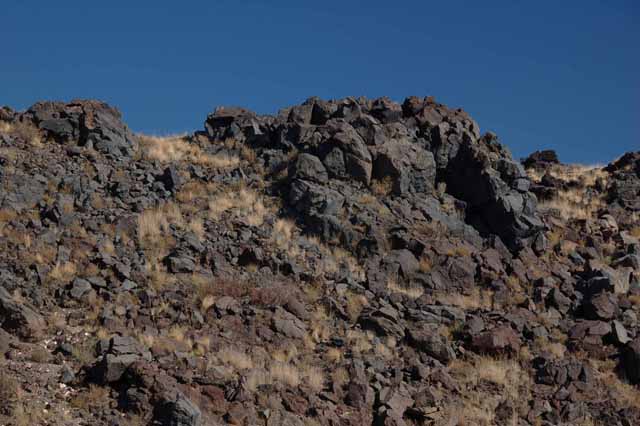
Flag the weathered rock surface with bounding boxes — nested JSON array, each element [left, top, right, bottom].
[[0, 98, 638, 425]]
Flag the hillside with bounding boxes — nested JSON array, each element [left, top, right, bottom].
[[0, 97, 638, 426]]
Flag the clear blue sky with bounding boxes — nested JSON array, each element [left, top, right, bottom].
[[1, 1, 638, 163]]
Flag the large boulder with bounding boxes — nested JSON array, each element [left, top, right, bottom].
[[443, 134, 543, 251], [91, 335, 152, 383], [622, 337, 640, 384], [24, 99, 138, 157], [0, 287, 45, 340]]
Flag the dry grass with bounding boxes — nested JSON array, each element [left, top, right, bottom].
[[532, 336, 566, 359], [437, 287, 494, 310], [345, 291, 369, 321], [139, 134, 239, 168], [387, 277, 424, 299], [0, 374, 19, 405], [324, 347, 343, 363], [0, 120, 41, 146], [208, 187, 266, 227], [188, 217, 205, 240], [447, 356, 529, 426], [0, 208, 18, 223], [594, 360, 640, 410], [138, 203, 183, 243], [70, 384, 110, 410], [217, 348, 254, 371], [447, 246, 472, 257], [346, 329, 373, 354], [527, 163, 608, 187], [370, 176, 393, 196], [47, 261, 77, 283], [418, 256, 432, 273], [301, 365, 325, 392], [245, 368, 272, 392], [272, 343, 299, 364], [272, 218, 296, 248], [539, 188, 604, 220], [331, 367, 350, 389], [269, 362, 300, 387]]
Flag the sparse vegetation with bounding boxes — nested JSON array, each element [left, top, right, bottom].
[[139, 134, 239, 168]]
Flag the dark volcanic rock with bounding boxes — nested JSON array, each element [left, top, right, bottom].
[[623, 337, 640, 384], [522, 150, 559, 170], [0, 286, 45, 340], [23, 99, 138, 157]]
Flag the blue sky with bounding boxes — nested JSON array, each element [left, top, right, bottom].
[[1, 1, 638, 163]]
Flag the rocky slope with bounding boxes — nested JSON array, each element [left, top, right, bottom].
[[0, 97, 638, 426]]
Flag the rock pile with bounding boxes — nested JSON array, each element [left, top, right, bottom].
[[0, 96, 638, 425]]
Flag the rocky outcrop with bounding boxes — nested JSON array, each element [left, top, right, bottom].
[[0, 97, 638, 426], [22, 99, 138, 157], [203, 96, 543, 252], [0, 287, 45, 340]]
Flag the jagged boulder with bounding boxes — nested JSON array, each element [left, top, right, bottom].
[[202, 96, 542, 252], [23, 99, 138, 157], [0, 287, 45, 340], [522, 150, 560, 170]]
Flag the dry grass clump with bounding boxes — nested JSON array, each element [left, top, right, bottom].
[[0, 120, 42, 146], [0, 374, 19, 406], [387, 278, 424, 299], [346, 329, 374, 354], [370, 176, 394, 196], [593, 360, 640, 410], [437, 287, 494, 310], [308, 306, 332, 345], [418, 256, 432, 273], [345, 291, 369, 320], [139, 134, 239, 168], [271, 343, 299, 364], [217, 347, 254, 371], [272, 218, 296, 249], [301, 365, 325, 392], [527, 163, 608, 187], [188, 217, 204, 240], [245, 368, 272, 391], [331, 367, 350, 389], [138, 202, 183, 243], [269, 362, 300, 387], [208, 187, 266, 227], [0, 208, 18, 223], [531, 336, 566, 359], [70, 384, 110, 410], [539, 188, 604, 220], [447, 356, 530, 426], [47, 261, 77, 283]]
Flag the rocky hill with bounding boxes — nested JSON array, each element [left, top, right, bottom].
[[0, 97, 638, 426]]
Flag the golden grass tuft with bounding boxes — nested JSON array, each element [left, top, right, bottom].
[[370, 176, 393, 196], [208, 187, 266, 227], [387, 278, 424, 299], [139, 134, 239, 168], [302, 365, 325, 392], [0, 120, 42, 146], [47, 261, 77, 283], [437, 287, 494, 310], [70, 384, 110, 410], [527, 163, 608, 187], [218, 348, 254, 371], [269, 362, 300, 387], [539, 188, 604, 221]]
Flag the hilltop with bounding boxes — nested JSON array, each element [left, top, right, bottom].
[[0, 96, 638, 426]]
